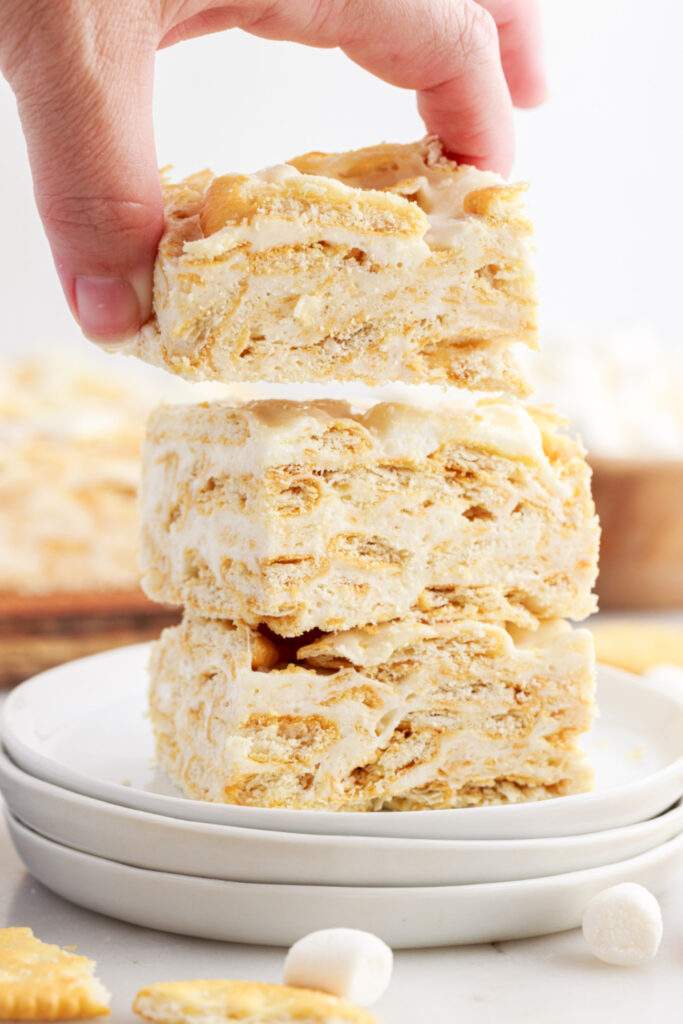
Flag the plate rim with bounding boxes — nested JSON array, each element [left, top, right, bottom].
[[7, 808, 683, 896], [3, 743, 682, 853], [9, 809, 683, 947]]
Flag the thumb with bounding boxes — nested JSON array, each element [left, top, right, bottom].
[[6, 3, 163, 344]]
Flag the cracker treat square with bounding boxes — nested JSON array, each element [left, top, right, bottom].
[[125, 139, 536, 391], [149, 615, 595, 812], [0, 357, 148, 597], [141, 395, 599, 636]]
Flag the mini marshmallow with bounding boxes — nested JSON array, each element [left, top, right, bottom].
[[582, 883, 663, 966], [283, 928, 393, 1006]]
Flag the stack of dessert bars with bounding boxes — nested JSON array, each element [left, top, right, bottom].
[[133, 139, 600, 812]]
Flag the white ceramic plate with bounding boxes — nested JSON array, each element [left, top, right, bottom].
[[8, 812, 683, 948], [3, 643, 683, 840], [2, 748, 683, 886]]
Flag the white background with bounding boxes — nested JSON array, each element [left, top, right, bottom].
[[0, 0, 681, 357]]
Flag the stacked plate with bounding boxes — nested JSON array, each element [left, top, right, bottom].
[[2, 643, 683, 948]]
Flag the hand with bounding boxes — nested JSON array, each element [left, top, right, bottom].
[[0, 0, 545, 345]]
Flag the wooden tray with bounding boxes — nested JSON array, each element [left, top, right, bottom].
[[592, 458, 683, 608], [0, 590, 180, 688]]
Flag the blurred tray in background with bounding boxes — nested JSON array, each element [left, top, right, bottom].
[[0, 590, 179, 688], [592, 457, 683, 609]]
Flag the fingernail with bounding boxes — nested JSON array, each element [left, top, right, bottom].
[[74, 276, 143, 346], [129, 266, 154, 323]]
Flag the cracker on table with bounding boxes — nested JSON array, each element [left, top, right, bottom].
[[133, 979, 376, 1024], [0, 927, 110, 1021], [591, 620, 683, 674]]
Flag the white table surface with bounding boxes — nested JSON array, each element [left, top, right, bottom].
[[2, 797, 683, 1019], [2, 679, 683, 1022]]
